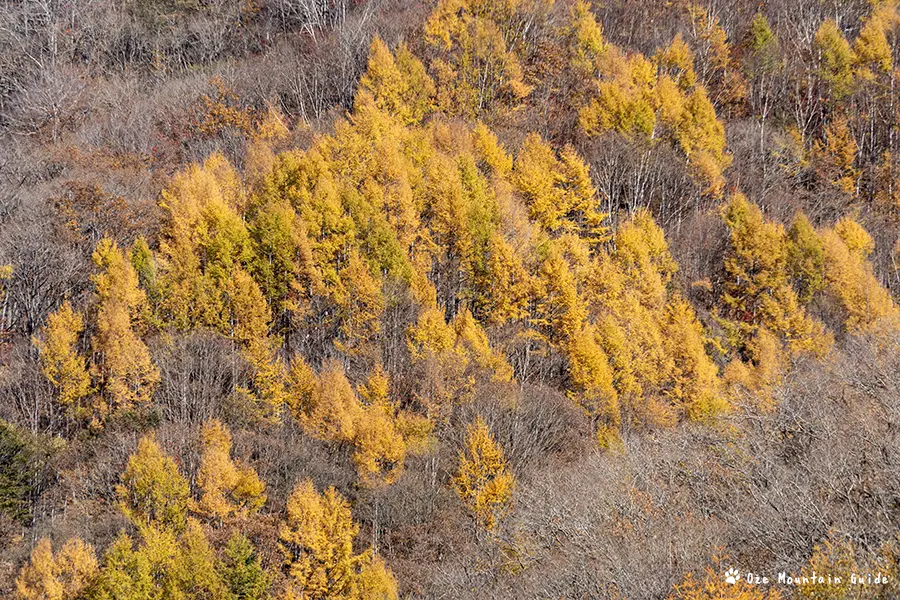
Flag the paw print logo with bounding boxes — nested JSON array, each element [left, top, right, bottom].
[[724, 568, 741, 585]]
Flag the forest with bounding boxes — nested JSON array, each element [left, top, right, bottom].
[[0, 0, 899, 598]]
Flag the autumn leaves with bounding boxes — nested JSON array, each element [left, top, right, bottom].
[[35, 241, 158, 429]]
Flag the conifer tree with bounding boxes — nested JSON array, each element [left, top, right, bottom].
[[478, 233, 532, 326], [130, 237, 160, 322], [566, 323, 619, 443], [91, 519, 228, 600], [815, 20, 856, 100], [353, 366, 407, 488], [88, 532, 155, 600], [247, 196, 321, 322], [813, 115, 859, 195], [821, 217, 898, 331], [227, 268, 287, 421], [663, 298, 726, 420], [91, 239, 159, 422], [472, 123, 513, 178], [116, 434, 191, 531], [787, 212, 826, 304], [451, 308, 514, 382], [719, 195, 831, 357], [424, 0, 531, 117], [854, 9, 893, 80], [158, 153, 251, 331], [279, 480, 398, 599], [15, 538, 98, 600], [359, 37, 434, 125], [534, 243, 588, 345], [334, 251, 385, 357], [174, 518, 230, 598], [196, 419, 266, 521], [406, 305, 469, 417], [567, 0, 609, 94], [299, 360, 362, 443], [453, 416, 515, 530], [220, 533, 271, 600], [34, 301, 92, 422]]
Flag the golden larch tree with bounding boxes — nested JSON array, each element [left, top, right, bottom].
[[91, 238, 160, 423], [453, 416, 515, 531], [34, 301, 92, 422], [15, 538, 97, 600], [195, 419, 266, 521], [279, 479, 398, 599], [116, 434, 191, 531]]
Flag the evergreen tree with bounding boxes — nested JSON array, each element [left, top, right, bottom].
[[220, 533, 271, 600], [0, 421, 39, 523]]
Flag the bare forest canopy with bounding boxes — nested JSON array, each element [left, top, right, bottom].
[[1, 0, 900, 598]]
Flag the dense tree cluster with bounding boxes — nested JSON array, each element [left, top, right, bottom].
[[1, 0, 900, 598]]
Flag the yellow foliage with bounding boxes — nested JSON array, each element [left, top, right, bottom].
[[479, 232, 533, 326], [578, 31, 731, 194], [359, 36, 435, 125], [353, 366, 408, 488], [228, 267, 287, 422], [815, 20, 857, 99], [452, 308, 514, 382], [586, 211, 725, 429], [424, 0, 532, 117], [93, 518, 227, 599], [279, 480, 397, 599], [568, 0, 609, 81], [579, 52, 656, 139], [453, 416, 515, 530], [334, 252, 385, 357], [833, 215, 874, 258], [158, 152, 251, 331], [566, 323, 618, 426], [656, 34, 697, 90], [356, 555, 399, 600], [15, 538, 98, 600], [116, 434, 191, 531], [813, 116, 859, 195], [34, 301, 92, 422], [723, 327, 786, 411], [196, 419, 266, 520], [664, 298, 727, 421], [821, 219, 898, 332], [793, 536, 860, 599], [91, 238, 159, 422], [719, 195, 831, 358], [472, 122, 513, 177], [854, 9, 893, 79], [534, 242, 589, 344], [787, 212, 827, 304], [353, 399, 407, 489], [406, 305, 469, 417], [302, 359, 363, 443]]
